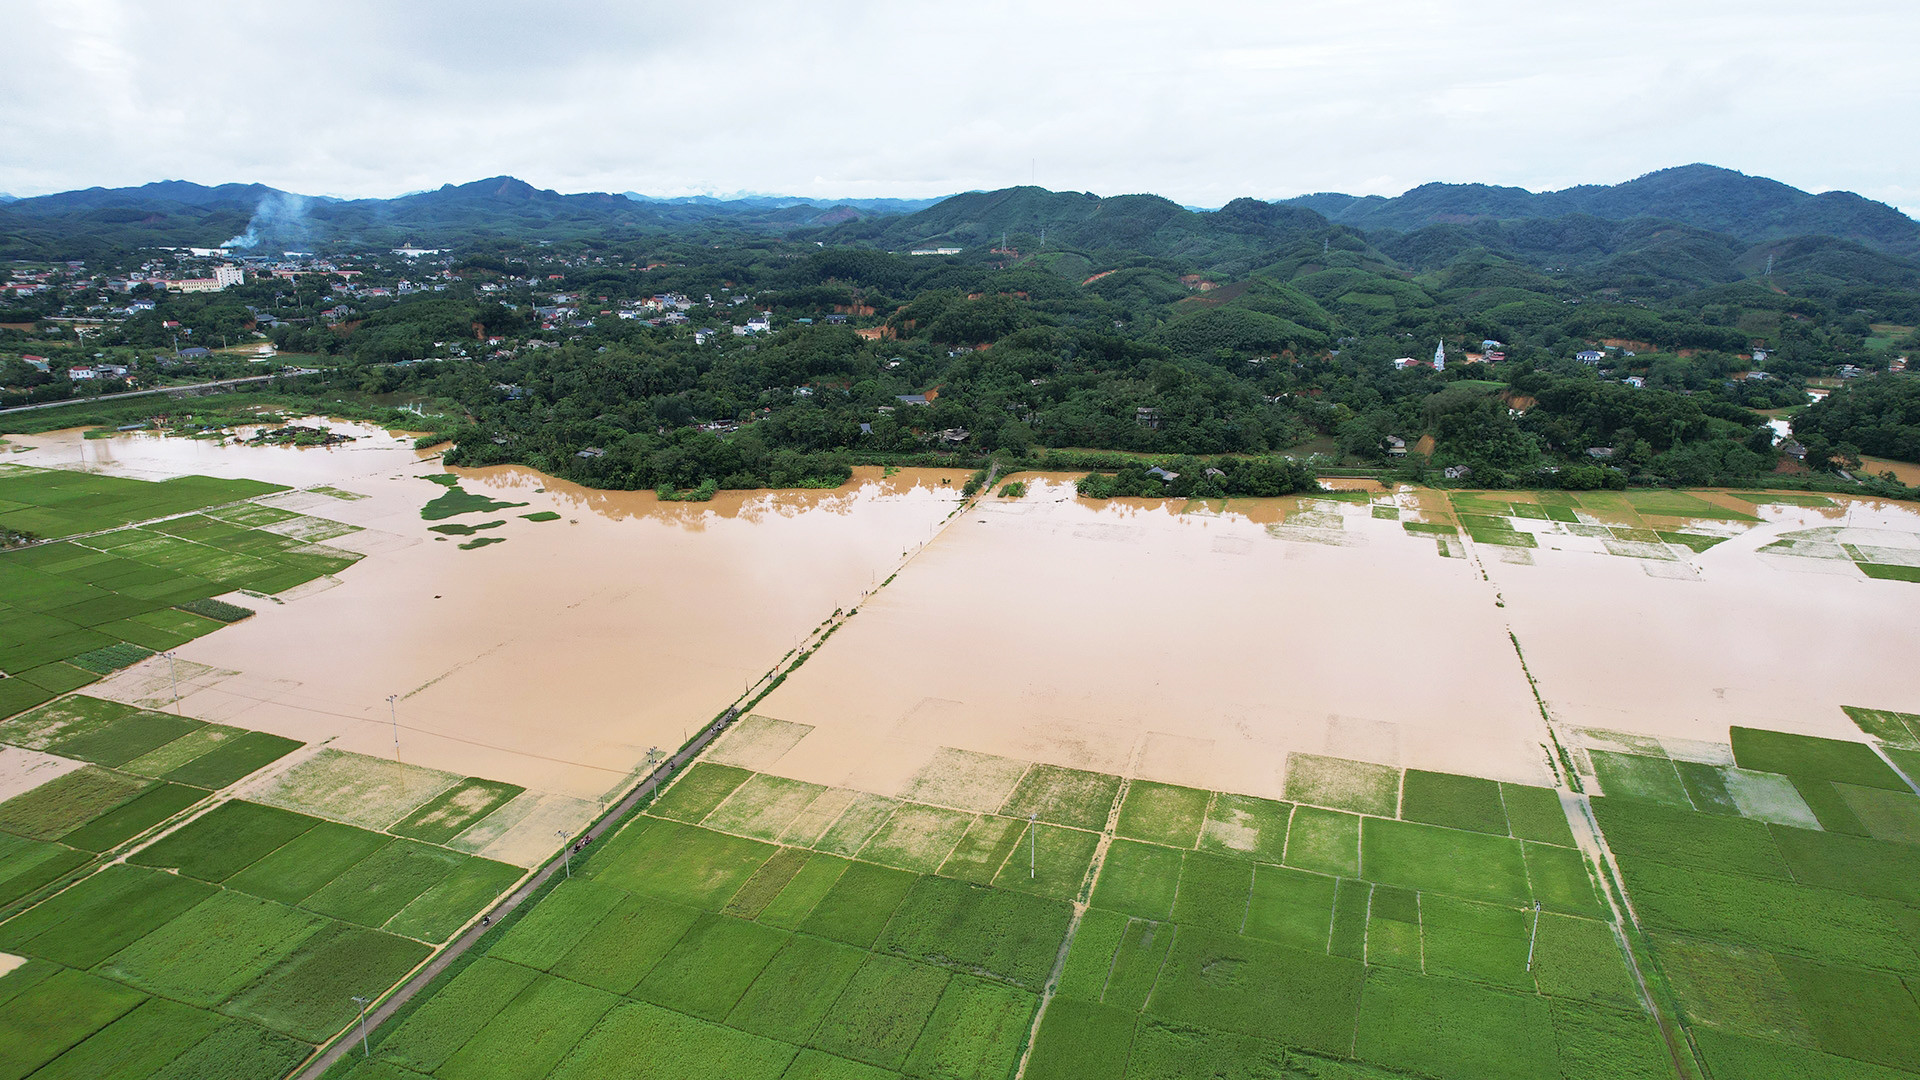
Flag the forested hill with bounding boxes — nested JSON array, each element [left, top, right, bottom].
[[6, 165, 1918, 269], [1283, 165, 1920, 254], [817, 187, 1330, 265], [0, 178, 926, 258]]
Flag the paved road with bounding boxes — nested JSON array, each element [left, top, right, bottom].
[[292, 706, 741, 1080], [0, 372, 317, 416]]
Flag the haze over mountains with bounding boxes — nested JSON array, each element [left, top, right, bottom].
[[3, 166, 1916, 294]]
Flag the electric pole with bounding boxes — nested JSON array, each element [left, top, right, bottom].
[[386, 694, 400, 761], [351, 996, 373, 1057]]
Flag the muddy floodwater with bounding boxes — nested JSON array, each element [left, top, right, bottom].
[[748, 476, 1920, 801], [8, 424, 1918, 808], [755, 476, 1552, 798], [5, 424, 969, 800]]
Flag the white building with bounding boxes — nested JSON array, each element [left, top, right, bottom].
[[1432, 340, 1446, 372]]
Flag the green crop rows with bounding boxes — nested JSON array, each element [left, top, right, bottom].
[[303, 746, 1633, 1080], [313, 721, 1917, 1080], [0, 466, 368, 717], [14, 712, 1911, 1080], [0, 752, 524, 1079]]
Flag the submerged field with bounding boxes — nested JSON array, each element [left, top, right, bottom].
[[0, 456, 533, 1077], [6, 435, 1920, 1079], [0, 462, 368, 721], [754, 479, 1920, 797]]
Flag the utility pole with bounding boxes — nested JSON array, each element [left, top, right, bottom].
[[351, 996, 373, 1057], [163, 651, 180, 713], [1029, 812, 1038, 879], [386, 694, 400, 762], [1525, 901, 1542, 971], [558, 831, 572, 878]]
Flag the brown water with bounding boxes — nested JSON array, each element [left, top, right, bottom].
[[1491, 494, 1920, 745], [1860, 456, 1920, 486], [748, 478, 1920, 800], [3, 419, 436, 487], [756, 476, 1551, 799], [6, 426, 970, 799], [12, 423, 1918, 803]]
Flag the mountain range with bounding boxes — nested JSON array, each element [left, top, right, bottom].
[[2, 167, 1915, 287], [1282, 165, 1918, 251]]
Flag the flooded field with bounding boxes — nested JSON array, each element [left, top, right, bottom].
[[8, 423, 1920, 1079], [747, 477, 1920, 803], [754, 476, 1548, 799], [7, 424, 1917, 809], [3, 425, 969, 804]]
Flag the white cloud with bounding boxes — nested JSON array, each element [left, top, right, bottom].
[[1, 0, 1914, 217]]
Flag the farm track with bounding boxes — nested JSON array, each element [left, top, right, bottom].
[[293, 469, 987, 1079], [1013, 770, 1135, 1079], [1462, 529, 1702, 1080], [291, 702, 738, 1080]]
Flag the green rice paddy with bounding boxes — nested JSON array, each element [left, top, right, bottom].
[[0, 753, 525, 1080], [1, 466, 367, 716], [295, 704, 1920, 1080]]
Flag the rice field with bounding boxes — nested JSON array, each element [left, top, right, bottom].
[[304, 706, 1920, 1080], [0, 465, 369, 719], [0, 728, 526, 1080], [8, 461, 1920, 1079]]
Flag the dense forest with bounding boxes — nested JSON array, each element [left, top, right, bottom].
[[5, 170, 1919, 500]]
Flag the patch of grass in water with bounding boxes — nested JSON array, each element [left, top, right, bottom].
[[421, 486, 528, 521], [1728, 492, 1835, 507], [1658, 531, 1728, 553], [458, 536, 506, 550], [521, 511, 562, 522], [428, 520, 506, 536]]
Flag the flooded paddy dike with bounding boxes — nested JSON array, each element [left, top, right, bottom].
[[3, 422, 1920, 1080]]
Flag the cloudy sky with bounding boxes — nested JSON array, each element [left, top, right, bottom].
[[4, 0, 1916, 214]]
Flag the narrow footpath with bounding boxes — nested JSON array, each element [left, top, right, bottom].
[[294, 465, 993, 1079]]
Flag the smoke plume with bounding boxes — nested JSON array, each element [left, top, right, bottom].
[[223, 192, 311, 249]]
